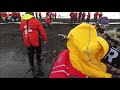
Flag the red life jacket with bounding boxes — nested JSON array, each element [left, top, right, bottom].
[[49, 49, 87, 78], [20, 17, 48, 47]]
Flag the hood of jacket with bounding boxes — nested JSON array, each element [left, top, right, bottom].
[[67, 23, 112, 78], [22, 14, 34, 20]]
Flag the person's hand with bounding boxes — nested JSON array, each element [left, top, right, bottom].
[[43, 41, 47, 43]]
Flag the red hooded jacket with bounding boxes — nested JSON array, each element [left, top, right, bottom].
[[94, 12, 99, 19], [11, 12, 16, 17], [1, 12, 8, 19], [16, 12, 21, 18], [49, 49, 87, 78], [82, 12, 86, 19], [20, 14, 48, 47], [45, 16, 51, 24]]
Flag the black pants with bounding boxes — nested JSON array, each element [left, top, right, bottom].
[[94, 17, 97, 22], [46, 23, 52, 29], [27, 45, 42, 67], [86, 18, 90, 23], [82, 18, 84, 21]]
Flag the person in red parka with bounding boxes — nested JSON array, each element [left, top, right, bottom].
[[45, 16, 51, 28], [99, 12, 103, 18], [86, 12, 91, 23], [20, 12, 48, 78], [1, 12, 8, 22], [69, 12, 74, 23], [1, 12, 8, 19], [81, 12, 85, 21], [49, 49, 87, 78], [94, 12, 99, 22], [15, 12, 21, 22], [11, 12, 16, 21]]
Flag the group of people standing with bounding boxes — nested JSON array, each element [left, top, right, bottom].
[[69, 12, 103, 23], [45, 12, 57, 28], [0, 12, 21, 22]]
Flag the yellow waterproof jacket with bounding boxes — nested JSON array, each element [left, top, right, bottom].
[[67, 23, 112, 78]]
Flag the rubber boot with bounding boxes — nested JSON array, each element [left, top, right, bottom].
[[37, 59, 44, 77]]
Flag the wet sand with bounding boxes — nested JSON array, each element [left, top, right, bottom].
[[0, 23, 120, 78]]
